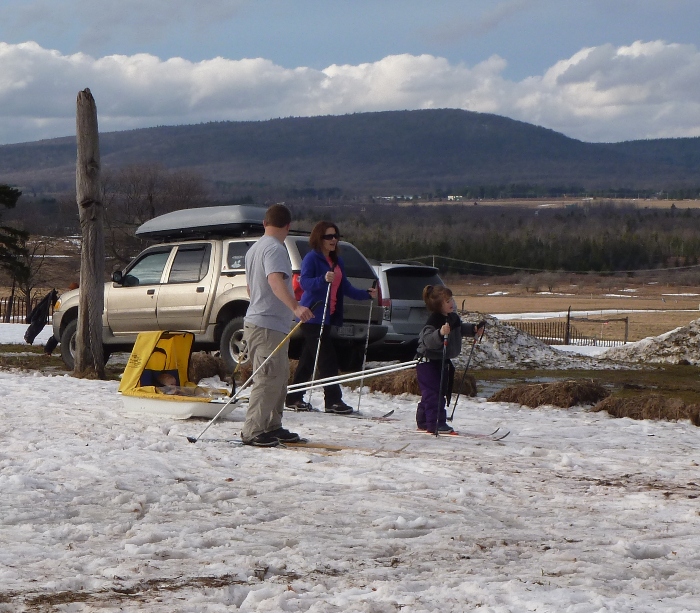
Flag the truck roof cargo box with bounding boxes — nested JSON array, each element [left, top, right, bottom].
[[135, 205, 266, 240]]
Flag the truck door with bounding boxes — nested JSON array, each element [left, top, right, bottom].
[[106, 247, 173, 333], [156, 243, 214, 331]]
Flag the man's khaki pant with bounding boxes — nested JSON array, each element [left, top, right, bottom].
[[241, 323, 289, 441]]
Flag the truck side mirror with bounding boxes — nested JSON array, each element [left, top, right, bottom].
[[112, 270, 123, 284]]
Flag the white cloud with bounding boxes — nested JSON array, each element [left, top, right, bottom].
[[0, 39, 700, 144]]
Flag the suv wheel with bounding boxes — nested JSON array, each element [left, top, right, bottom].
[[220, 317, 247, 371], [59, 319, 112, 370], [60, 319, 77, 370]]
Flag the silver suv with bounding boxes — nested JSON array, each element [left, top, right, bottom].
[[52, 206, 386, 371], [368, 262, 444, 360]]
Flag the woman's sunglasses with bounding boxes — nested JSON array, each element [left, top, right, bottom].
[[322, 233, 340, 240]]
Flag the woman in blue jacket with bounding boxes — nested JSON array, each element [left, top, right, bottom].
[[285, 221, 376, 414]]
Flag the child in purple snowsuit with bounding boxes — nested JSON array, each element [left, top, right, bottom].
[[416, 285, 485, 434]]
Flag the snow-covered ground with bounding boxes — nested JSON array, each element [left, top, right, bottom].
[[1, 325, 700, 611], [0, 322, 55, 345]]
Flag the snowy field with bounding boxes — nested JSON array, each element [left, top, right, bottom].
[[1, 325, 700, 611]]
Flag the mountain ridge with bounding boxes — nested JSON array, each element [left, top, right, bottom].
[[1, 109, 699, 194]]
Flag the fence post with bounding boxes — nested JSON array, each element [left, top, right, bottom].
[[564, 306, 571, 345], [624, 317, 629, 344]]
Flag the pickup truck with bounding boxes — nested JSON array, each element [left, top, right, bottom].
[[52, 206, 386, 371]]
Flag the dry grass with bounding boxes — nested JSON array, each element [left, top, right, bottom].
[[367, 369, 476, 397], [236, 360, 298, 385], [487, 379, 609, 408], [592, 394, 700, 426], [188, 352, 230, 383]]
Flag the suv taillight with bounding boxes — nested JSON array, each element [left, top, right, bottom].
[[292, 272, 303, 301], [377, 283, 391, 319]]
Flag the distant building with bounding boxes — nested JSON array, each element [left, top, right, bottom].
[[447, 195, 463, 201]]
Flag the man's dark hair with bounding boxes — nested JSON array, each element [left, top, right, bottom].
[[265, 204, 292, 228]]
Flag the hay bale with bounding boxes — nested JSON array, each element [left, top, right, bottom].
[[368, 368, 420, 395], [236, 360, 298, 385], [188, 352, 230, 384], [367, 368, 476, 397], [592, 394, 700, 425], [488, 379, 609, 408]]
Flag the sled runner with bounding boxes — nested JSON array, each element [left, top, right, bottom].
[[118, 331, 233, 419]]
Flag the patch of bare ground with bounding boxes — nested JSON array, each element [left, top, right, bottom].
[[3, 573, 251, 610]]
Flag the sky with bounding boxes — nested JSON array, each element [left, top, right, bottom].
[[2, 320, 700, 610], [0, 0, 700, 145]]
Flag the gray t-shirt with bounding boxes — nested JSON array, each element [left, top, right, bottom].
[[244, 234, 294, 333]]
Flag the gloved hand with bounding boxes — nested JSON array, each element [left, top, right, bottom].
[[446, 312, 461, 330], [476, 320, 487, 331]]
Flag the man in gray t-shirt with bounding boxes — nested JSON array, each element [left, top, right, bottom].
[[245, 234, 296, 334], [240, 205, 313, 447]]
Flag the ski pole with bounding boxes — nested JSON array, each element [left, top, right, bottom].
[[187, 301, 321, 443], [434, 333, 449, 437], [288, 359, 419, 392], [356, 280, 376, 413], [308, 265, 334, 402], [448, 326, 485, 422], [289, 360, 418, 394]]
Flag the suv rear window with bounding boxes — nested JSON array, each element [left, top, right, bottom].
[[294, 241, 376, 278], [226, 241, 256, 270], [385, 267, 443, 300]]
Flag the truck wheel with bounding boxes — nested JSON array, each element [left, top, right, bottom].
[[60, 319, 77, 370], [220, 317, 247, 371], [59, 319, 112, 370]]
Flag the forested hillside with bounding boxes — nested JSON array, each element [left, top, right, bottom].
[[2, 109, 700, 197], [304, 201, 700, 278]]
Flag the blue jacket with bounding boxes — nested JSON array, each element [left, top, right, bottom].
[[299, 249, 371, 325]]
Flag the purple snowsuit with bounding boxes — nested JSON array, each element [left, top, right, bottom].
[[416, 359, 455, 431], [416, 311, 476, 432]]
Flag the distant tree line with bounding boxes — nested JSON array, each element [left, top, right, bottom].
[[298, 201, 700, 274]]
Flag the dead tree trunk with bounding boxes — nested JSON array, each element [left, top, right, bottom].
[[75, 88, 105, 379]]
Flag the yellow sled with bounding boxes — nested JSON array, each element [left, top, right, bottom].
[[118, 331, 235, 419]]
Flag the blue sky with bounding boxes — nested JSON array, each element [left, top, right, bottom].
[[0, 0, 699, 145]]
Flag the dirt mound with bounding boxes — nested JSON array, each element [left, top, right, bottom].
[[592, 393, 700, 425], [487, 379, 609, 408], [604, 318, 700, 365]]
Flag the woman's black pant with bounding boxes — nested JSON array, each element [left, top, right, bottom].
[[286, 323, 342, 407]]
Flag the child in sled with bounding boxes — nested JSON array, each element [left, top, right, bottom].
[[416, 285, 485, 434]]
